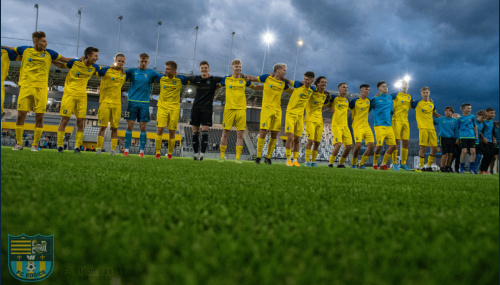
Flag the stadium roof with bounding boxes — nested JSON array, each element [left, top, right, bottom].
[[5, 61, 359, 106]]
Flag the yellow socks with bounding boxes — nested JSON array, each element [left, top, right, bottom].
[[427, 155, 435, 165], [392, 149, 398, 164], [419, 157, 425, 166], [374, 154, 380, 165], [236, 146, 243, 159], [352, 156, 358, 166], [401, 148, 408, 165], [256, 138, 265, 158], [286, 148, 292, 160], [15, 125, 23, 145], [329, 154, 335, 164], [266, 138, 276, 158], [220, 145, 227, 158], [339, 157, 346, 165], [33, 127, 43, 147], [97, 136, 104, 150], [305, 149, 311, 162], [382, 153, 391, 165], [75, 132, 83, 149], [312, 150, 318, 162], [155, 134, 162, 154], [57, 131, 64, 147], [359, 155, 369, 166], [292, 151, 299, 161], [168, 139, 175, 155], [111, 138, 118, 151]]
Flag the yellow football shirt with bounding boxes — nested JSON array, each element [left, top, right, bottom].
[[15, 46, 61, 88], [411, 100, 436, 129], [98, 67, 126, 104], [258, 74, 291, 109], [286, 81, 316, 115], [331, 95, 350, 127], [157, 75, 188, 110], [1, 48, 19, 84], [64, 59, 100, 97], [350, 97, 371, 129], [220, 75, 252, 110], [306, 91, 327, 123], [392, 92, 412, 122]]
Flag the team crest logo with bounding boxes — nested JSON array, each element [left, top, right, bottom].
[[308, 91, 311, 95], [88, 68, 92, 72], [8, 234, 54, 282], [239, 80, 243, 84], [314, 101, 318, 104], [145, 74, 148, 77], [40, 53, 45, 58], [279, 82, 282, 86], [262, 123, 265, 127], [366, 101, 369, 104], [173, 81, 177, 85], [408, 96, 410, 100]]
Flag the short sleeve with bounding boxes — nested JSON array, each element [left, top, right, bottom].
[[257, 74, 269, 83], [4, 48, 18, 61], [219, 76, 228, 86], [292, 81, 303, 88], [65, 59, 78, 69], [92, 64, 101, 73], [349, 98, 357, 109], [46, 49, 61, 60], [15, 46, 30, 55], [284, 80, 290, 90], [330, 95, 338, 104], [96, 66, 109, 77], [472, 116, 476, 127], [177, 75, 189, 85], [245, 80, 252, 87], [410, 100, 419, 109], [311, 85, 317, 92], [390, 92, 398, 100], [369, 98, 376, 110]]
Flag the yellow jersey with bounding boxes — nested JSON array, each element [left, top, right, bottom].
[[286, 81, 316, 116], [349, 97, 371, 129], [411, 100, 436, 129], [63, 59, 100, 97], [1, 48, 19, 84], [219, 75, 253, 110], [15, 46, 61, 88], [331, 95, 350, 127], [257, 74, 291, 110], [305, 91, 328, 123], [392, 92, 412, 122], [157, 75, 188, 110], [98, 67, 126, 104]]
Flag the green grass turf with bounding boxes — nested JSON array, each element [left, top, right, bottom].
[[1, 147, 498, 284]]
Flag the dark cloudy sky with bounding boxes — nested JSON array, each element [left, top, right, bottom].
[[2, 0, 499, 119]]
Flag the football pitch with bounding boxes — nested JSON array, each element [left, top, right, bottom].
[[1, 147, 498, 284]]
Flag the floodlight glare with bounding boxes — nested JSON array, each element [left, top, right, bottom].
[[298, 39, 303, 46], [403, 75, 411, 82], [394, 80, 402, 89], [263, 33, 274, 44]]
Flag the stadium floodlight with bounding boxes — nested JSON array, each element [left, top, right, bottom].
[[261, 32, 275, 74], [76, 6, 82, 57], [34, 4, 39, 32], [403, 75, 411, 82], [293, 38, 303, 81]]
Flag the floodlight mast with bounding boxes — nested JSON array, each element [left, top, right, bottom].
[[293, 38, 303, 81], [261, 33, 274, 74]]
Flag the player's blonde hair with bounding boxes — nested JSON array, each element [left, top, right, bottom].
[[420, 86, 430, 92], [273, 63, 287, 73], [232, 59, 242, 65]]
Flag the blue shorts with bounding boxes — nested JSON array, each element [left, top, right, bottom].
[[125, 101, 150, 123]]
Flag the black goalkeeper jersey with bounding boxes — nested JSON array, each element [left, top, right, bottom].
[[185, 75, 224, 109]]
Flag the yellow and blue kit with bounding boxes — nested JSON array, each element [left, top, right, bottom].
[[156, 74, 189, 130], [60, 59, 101, 118], [14, 46, 61, 113], [285, 81, 316, 136], [370, 94, 396, 146], [330, 95, 352, 145], [97, 67, 126, 128], [391, 92, 412, 140], [257, 74, 291, 131], [305, 90, 328, 142], [219, 75, 253, 130], [411, 100, 437, 146], [349, 97, 374, 144]]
